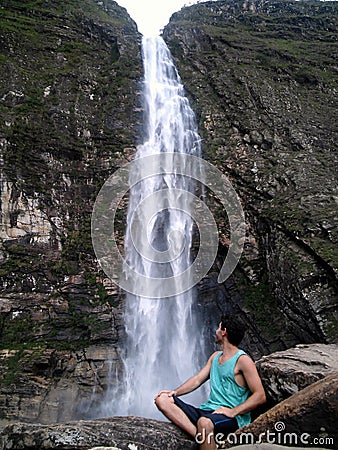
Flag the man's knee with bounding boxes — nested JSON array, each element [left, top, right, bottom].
[[154, 394, 173, 412], [197, 417, 214, 434]]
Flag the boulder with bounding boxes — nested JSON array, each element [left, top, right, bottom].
[[256, 343, 338, 402], [221, 373, 337, 449], [0, 416, 197, 450]]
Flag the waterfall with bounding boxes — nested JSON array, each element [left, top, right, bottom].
[[96, 35, 208, 419], [91, 30, 247, 420]]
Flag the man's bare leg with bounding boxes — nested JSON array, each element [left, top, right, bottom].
[[197, 417, 217, 450], [155, 394, 197, 437]]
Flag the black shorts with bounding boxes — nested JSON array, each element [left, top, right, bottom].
[[173, 395, 238, 436]]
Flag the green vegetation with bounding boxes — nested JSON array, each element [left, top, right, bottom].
[[308, 238, 338, 267], [0, 316, 35, 348], [1, 348, 25, 386], [244, 280, 280, 334], [0, 243, 38, 277], [323, 316, 338, 342], [0, 289, 113, 353], [231, 267, 285, 350]]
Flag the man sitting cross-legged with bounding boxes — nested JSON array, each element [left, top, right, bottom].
[[154, 314, 266, 450]]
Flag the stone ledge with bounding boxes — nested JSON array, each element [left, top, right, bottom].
[[0, 416, 197, 450]]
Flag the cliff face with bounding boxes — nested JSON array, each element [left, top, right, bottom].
[[0, 0, 142, 424], [0, 0, 337, 427], [164, 0, 338, 351]]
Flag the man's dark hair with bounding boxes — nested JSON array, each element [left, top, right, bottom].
[[220, 314, 246, 346]]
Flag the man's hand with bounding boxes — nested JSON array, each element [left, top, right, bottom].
[[154, 390, 176, 400], [212, 406, 236, 418]]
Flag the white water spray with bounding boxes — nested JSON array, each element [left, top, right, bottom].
[[101, 36, 207, 419], [91, 30, 247, 419]]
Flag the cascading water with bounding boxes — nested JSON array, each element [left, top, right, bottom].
[[102, 35, 208, 419]]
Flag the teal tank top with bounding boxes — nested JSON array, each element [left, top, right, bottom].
[[199, 350, 251, 428]]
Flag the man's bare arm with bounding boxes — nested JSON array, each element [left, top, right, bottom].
[[155, 351, 219, 399]]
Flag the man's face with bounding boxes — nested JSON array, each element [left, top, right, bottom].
[[215, 322, 224, 344]]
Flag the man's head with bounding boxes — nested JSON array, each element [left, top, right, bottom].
[[217, 314, 246, 346]]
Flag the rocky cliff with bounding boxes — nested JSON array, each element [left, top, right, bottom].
[[164, 0, 338, 352], [0, 0, 337, 428], [0, 0, 142, 424]]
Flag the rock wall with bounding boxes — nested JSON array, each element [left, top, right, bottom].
[[0, 0, 141, 424], [163, 0, 338, 350], [0, 345, 118, 427], [0, 0, 337, 427]]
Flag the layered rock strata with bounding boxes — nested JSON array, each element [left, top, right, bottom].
[[164, 0, 338, 349]]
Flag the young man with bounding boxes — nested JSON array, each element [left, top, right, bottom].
[[154, 314, 266, 450]]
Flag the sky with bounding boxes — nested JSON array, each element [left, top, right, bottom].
[[116, 0, 202, 36], [116, 0, 336, 37]]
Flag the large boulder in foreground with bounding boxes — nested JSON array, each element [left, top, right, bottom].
[[1, 365, 337, 450], [2, 370, 337, 450], [256, 343, 338, 402], [0, 416, 197, 450], [222, 373, 337, 449]]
